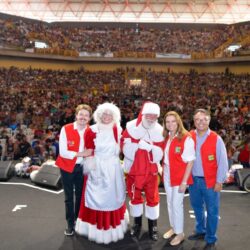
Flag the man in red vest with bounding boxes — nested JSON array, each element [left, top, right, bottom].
[[121, 102, 164, 241], [56, 104, 93, 236], [188, 109, 228, 250], [238, 138, 250, 168]]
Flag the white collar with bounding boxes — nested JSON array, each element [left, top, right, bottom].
[[126, 119, 164, 142]]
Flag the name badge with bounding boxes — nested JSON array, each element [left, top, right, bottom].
[[208, 154, 215, 161], [175, 146, 181, 153]]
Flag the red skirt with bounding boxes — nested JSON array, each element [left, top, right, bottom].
[[75, 176, 129, 244]]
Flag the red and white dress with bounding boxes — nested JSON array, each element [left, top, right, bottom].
[[75, 123, 129, 244]]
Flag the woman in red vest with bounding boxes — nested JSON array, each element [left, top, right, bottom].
[[75, 103, 128, 244], [56, 104, 93, 236], [162, 111, 195, 246]]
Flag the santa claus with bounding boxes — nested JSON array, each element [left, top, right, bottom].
[[121, 102, 164, 241]]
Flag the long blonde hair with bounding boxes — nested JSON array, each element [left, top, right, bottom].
[[163, 111, 188, 140]]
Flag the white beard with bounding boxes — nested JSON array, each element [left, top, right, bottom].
[[142, 117, 157, 129]]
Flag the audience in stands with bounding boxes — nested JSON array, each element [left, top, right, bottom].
[[0, 17, 249, 56], [0, 16, 249, 166], [0, 66, 249, 171]]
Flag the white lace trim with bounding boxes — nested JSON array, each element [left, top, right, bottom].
[[75, 210, 129, 244]]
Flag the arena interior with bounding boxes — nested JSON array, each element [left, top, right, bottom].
[[0, 1, 249, 250]]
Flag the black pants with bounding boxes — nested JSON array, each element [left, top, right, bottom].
[[60, 164, 83, 229]]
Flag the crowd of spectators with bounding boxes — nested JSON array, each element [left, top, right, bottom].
[[233, 43, 250, 57], [0, 66, 249, 168], [0, 16, 249, 55]]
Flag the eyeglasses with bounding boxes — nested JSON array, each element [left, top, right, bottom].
[[102, 112, 113, 117], [194, 118, 209, 123]]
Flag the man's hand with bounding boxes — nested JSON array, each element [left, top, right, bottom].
[[157, 164, 163, 176], [214, 183, 223, 192], [138, 140, 153, 152]]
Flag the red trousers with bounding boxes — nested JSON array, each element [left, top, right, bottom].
[[126, 174, 159, 207]]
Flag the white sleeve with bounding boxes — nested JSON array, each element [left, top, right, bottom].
[[151, 145, 164, 163], [181, 137, 196, 163], [123, 139, 139, 173], [59, 126, 77, 160], [123, 140, 139, 161]]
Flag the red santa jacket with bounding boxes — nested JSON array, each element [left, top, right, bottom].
[[190, 130, 218, 188], [121, 119, 164, 190], [56, 123, 87, 173], [163, 134, 193, 186], [121, 129, 162, 176]]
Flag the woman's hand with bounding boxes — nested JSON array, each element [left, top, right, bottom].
[[178, 183, 187, 193], [77, 149, 93, 157]]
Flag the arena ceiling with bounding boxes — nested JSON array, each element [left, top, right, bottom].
[[0, 0, 250, 24]]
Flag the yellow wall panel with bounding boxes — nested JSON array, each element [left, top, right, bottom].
[[0, 57, 249, 74]]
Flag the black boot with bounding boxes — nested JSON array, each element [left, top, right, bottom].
[[130, 216, 142, 237], [148, 219, 158, 241]]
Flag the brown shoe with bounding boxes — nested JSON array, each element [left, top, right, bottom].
[[163, 228, 175, 239], [170, 233, 185, 246]]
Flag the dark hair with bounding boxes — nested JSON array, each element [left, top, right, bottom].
[[193, 108, 211, 120]]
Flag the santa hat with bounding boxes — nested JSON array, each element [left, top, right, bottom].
[[136, 101, 160, 126], [142, 102, 160, 116]]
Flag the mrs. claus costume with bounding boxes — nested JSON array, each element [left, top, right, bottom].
[[75, 103, 129, 244]]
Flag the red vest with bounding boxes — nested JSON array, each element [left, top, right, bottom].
[[164, 134, 193, 186], [190, 130, 218, 188], [56, 123, 82, 173]]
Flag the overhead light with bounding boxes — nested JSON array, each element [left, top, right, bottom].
[[226, 44, 241, 52]]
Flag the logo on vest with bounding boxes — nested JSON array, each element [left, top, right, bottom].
[[208, 154, 215, 161], [175, 146, 181, 153], [67, 141, 75, 147]]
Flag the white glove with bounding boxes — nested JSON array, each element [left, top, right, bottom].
[[138, 139, 153, 152]]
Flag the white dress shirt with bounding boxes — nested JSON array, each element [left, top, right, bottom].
[[59, 122, 86, 164]]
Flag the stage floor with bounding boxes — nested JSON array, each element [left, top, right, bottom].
[[0, 177, 249, 250]]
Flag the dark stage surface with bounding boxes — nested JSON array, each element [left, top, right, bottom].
[[0, 178, 249, 250]]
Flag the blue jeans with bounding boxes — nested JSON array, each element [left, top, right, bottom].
[[60, 164, 83, 229], [189, 176, 220, 244]]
